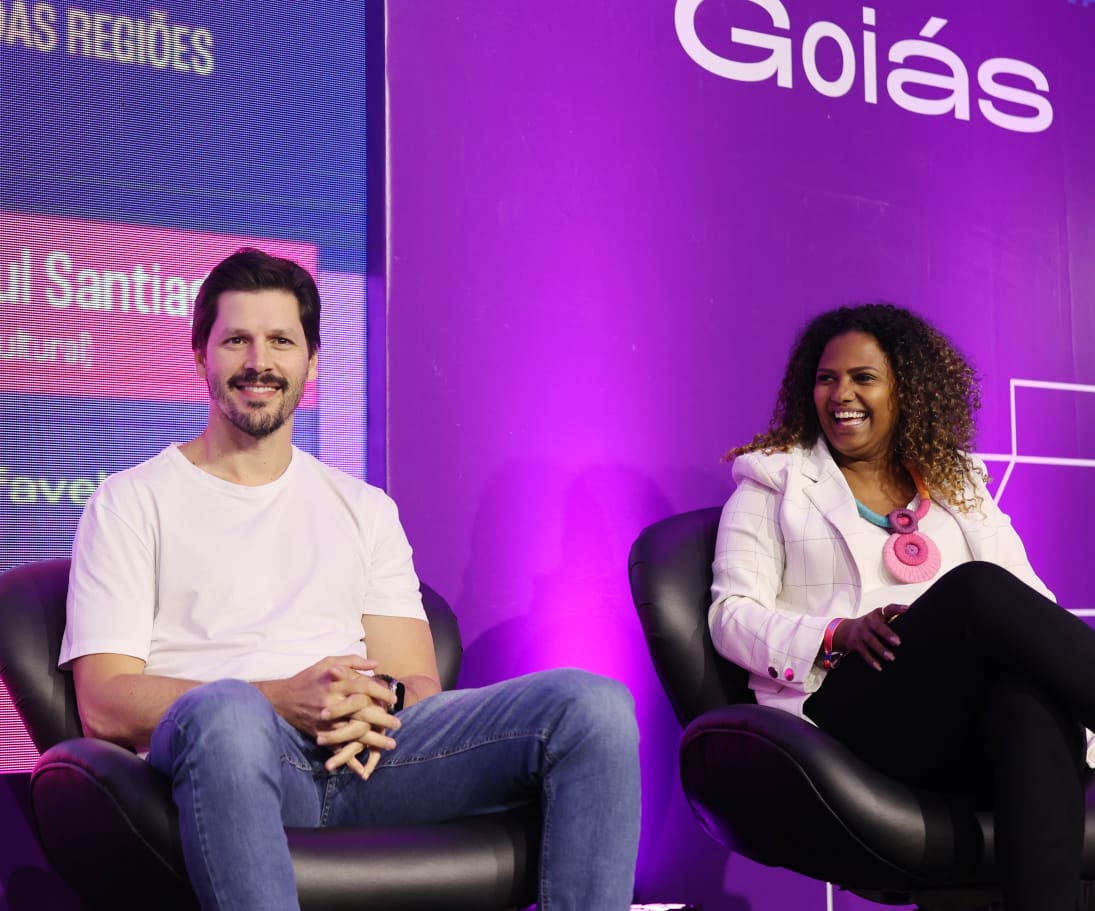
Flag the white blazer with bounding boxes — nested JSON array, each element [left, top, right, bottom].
[[709, 437, 1053, 720]]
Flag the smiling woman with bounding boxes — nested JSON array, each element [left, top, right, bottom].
[[710, 302, 1095, 911], [726, 303, 979, 511], [812, 330, 901, 482]]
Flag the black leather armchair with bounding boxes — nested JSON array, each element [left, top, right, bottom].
[[0, 558, 538, 911], [628, 506, 1095, 910]]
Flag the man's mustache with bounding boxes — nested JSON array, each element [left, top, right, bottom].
[[230, 370, 288, 390]]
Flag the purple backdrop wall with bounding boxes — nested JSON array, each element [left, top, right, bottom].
[[385, 1, 1094, 907]]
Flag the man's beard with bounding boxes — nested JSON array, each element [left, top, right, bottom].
[[209, 369, 305, 439]]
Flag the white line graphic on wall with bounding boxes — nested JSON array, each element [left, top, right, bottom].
[[977, 378, 1095, 615]]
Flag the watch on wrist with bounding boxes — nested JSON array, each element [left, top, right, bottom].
[[375, 673, 405, 713]]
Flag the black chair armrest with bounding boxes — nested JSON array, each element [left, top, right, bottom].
[[0, 558, 82, 752], [680, 704, 994, 889], [31, 738, 193, 907]]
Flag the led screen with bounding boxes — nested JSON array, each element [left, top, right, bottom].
[[1, 0, 371, 771]]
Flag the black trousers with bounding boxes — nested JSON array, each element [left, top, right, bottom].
[[805, 561, 1090, 911]]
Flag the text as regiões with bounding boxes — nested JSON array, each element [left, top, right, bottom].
[[0, 3, 214, 76]]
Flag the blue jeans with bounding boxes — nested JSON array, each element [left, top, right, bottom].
[[148, 668, 641, 911]]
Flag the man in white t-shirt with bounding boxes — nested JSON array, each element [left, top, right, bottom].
[[61, 247, 640, 911]]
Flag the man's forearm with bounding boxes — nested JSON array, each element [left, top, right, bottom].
[[75, 668, 199, 751], [82, 671, 322, 751]]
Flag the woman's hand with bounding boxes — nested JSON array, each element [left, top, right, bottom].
[[832, 604, 909, 671]]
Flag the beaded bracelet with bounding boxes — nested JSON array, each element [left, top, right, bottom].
[[822, 617, 845, 670]]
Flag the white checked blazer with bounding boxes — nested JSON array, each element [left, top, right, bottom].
[[709, 437, 1053, 720]]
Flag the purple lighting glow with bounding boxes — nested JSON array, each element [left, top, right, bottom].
[[385, 1, 1095, 907]]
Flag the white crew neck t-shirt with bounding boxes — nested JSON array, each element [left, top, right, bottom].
[[60, 445, 426, 682]]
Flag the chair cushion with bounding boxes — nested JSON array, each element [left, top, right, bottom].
[[33, 737, 540, 911]]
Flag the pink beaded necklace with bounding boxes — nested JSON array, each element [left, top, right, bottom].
[[855, 466, 942, 583]]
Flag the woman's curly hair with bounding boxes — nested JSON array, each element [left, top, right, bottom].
[[727, 303, 985, 511]]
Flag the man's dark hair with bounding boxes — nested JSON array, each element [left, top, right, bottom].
[[191, 248, 321, 355]]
